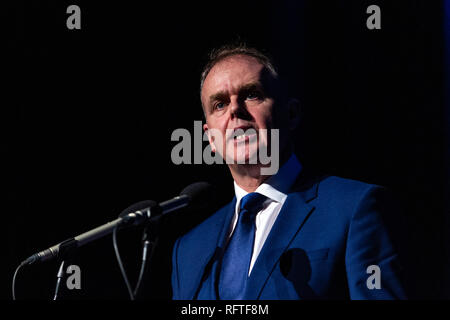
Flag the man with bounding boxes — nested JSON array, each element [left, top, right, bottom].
[[171, 44, 407, 299]]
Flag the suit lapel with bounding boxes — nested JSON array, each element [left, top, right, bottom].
[[245, 175, 319, 299], [215, 197, 237, 251], [189, 197, 236, 299]]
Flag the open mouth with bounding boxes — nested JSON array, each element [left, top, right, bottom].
[[233, 132, 257, 142], [230, 126, 258, 143]]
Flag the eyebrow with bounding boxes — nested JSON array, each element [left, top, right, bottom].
[[208, 82, 264, 106]]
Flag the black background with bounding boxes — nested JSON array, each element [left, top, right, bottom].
[[2, 0, 448, 300]]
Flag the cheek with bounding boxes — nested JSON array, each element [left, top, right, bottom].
[[206, 119, 228, 150], [254, 101, 275, 128], [269, 105, 290, 130], [254, 110, 274, 130], [207, 117, 225, 133]]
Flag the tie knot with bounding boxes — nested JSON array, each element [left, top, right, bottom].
[[239, 192, 267, 215]]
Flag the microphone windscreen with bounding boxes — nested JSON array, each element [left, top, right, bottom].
[[180, 181, 216, 210], [118, 200, 158, 218]]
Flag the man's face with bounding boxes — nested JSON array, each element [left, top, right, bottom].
[[201, 55, 285, 165]]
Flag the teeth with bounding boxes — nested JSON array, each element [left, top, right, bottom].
[[234, 133, 256, 141]]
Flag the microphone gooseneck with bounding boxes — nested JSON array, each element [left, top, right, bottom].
[[19, 182, 213, 266]]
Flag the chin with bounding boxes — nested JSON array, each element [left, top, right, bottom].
[[226, 148, 259, 165]]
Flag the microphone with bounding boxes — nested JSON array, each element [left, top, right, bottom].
[[120, 181, 214, 222], [21, 182, 213, 266]]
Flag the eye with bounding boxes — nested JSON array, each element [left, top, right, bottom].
[[246, 91, 262, 100], [214, 102, 226, 111]]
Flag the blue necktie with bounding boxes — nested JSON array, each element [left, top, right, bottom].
[[218, 192, 267, 300]]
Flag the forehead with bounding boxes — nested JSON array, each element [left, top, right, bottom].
[[201, 55, 265, 101]]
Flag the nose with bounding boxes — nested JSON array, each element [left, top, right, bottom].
[[229, 97, 249, 120]]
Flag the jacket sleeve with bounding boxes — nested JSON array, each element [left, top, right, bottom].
[[171, 237, 181, 300], [345, 185, 408, 299]]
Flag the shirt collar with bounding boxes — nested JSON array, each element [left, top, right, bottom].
[[233, 153, 302, 208]]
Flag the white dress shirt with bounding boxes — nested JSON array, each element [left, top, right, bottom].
[[229, 154, 302, 275]]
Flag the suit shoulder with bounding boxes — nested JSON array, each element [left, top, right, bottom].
[[319, 175, 382, 193], [177, 199, 233, 245], [313, 175, 386, 212]]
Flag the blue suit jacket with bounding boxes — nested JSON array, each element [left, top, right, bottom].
[[171, 173, 407, 300]]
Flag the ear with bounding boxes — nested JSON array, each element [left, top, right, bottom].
[[203, 123, 216, 153], [287, 98, 301, 131]]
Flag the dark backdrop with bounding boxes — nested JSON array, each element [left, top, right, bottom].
[[2, 0, 447, 300]]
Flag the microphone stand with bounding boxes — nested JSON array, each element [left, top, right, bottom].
[[52, 240, 78, 300], [133, 219, 162, 299], [53, 260, 66, 300]]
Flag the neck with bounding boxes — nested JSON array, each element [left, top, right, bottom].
[[229, 164, 269, 192], [229, 145, 294, 193]]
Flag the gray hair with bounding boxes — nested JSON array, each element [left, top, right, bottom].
[[199, 43, 279, 98]]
